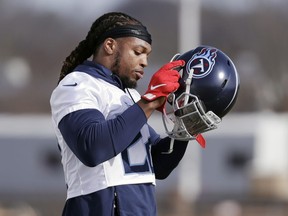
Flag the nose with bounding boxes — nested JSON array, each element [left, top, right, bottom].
[[140, 56, 148, 68]]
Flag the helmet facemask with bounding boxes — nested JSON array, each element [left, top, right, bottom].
[[162, 69, 221, 141]]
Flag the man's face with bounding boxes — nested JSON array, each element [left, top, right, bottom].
[[111, 37, 152, 88]]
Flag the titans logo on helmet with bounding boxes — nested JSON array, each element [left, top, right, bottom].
[[186, 48, 217, 79]]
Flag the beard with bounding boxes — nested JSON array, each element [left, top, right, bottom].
[[111, 51, 137, 89]]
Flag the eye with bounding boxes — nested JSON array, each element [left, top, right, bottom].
[[134, 50, 142, 56]]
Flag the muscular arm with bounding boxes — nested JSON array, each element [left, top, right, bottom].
[[58, 103, 147, 167]]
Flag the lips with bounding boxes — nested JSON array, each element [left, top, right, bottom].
[[135, 70, 144, 79]]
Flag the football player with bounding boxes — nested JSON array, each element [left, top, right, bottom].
[[50, 12, 239, 216]]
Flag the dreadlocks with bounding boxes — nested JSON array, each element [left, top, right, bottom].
[[58, 12, 149, 83]]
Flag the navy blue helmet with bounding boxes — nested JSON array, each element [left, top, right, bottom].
[[163, 46, 240, 141], [176, 46, 239, 118]]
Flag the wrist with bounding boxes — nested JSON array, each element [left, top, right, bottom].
[[137, 97, 165, 118]]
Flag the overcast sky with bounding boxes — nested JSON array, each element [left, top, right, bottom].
[[3, 0, 129, 18], [3, 0, 287, 19]]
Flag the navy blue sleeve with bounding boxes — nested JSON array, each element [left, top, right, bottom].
[[151, 137, 188, 180], [58, 103, 147, 167]]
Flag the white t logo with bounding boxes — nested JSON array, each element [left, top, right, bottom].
[[192, 59, 204, 72]]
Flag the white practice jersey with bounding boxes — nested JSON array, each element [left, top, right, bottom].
[[50, 72, 155, 199]]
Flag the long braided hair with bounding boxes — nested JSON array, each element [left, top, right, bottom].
[[58, 12, 144, 83]]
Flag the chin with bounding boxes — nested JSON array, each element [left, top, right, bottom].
[[122, 78, 137, 89]]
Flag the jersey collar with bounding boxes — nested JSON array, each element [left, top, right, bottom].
[[74, 60, 124, 90]]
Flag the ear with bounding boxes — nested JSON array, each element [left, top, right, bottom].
[[103, 38, 117, 55]]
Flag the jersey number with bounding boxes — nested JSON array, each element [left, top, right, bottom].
[[121, 125, 153, 174]]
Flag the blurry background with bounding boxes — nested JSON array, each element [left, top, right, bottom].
[[1, 0, 288, 215]]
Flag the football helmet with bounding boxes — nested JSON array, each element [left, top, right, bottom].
[[163, 46, 240, 142]]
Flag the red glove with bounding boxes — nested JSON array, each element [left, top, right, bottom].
[[142, 60, 185, 112]]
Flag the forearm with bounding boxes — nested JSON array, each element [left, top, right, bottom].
[[58, 103, 147, 167], [152, 137, 188, 179], [137, 97, 165, 119]]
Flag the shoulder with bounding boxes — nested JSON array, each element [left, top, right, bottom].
[[50, 72, 108, 124]]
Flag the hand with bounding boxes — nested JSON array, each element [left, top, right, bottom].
[[141, 60, 185, 112]]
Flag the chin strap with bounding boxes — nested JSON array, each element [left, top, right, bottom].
[[161, 138, 175, 155], [161, 133, 206, 154]]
